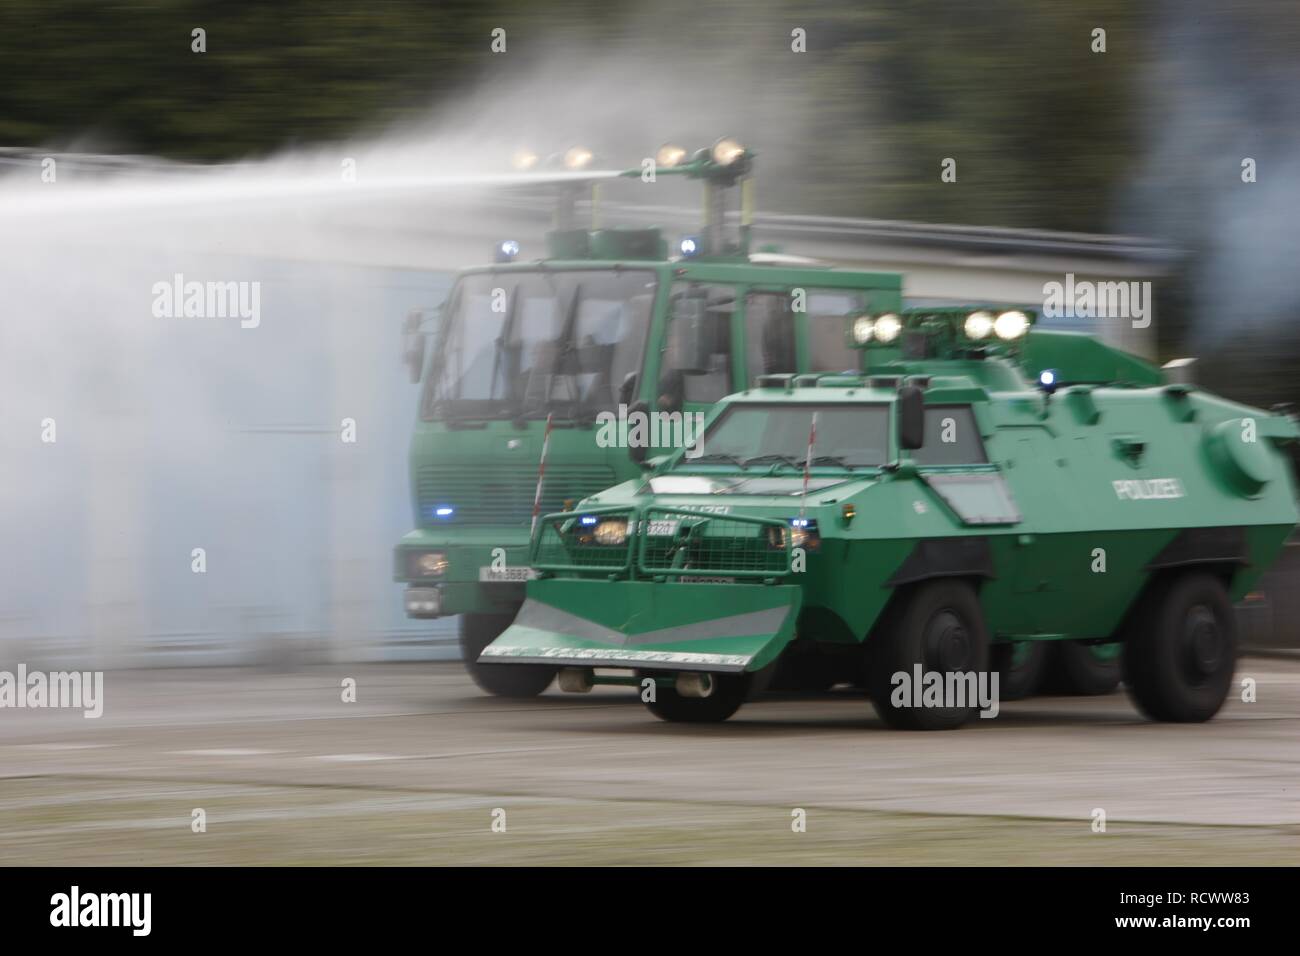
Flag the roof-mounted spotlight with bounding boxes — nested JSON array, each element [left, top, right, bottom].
[[656, 144, 687, 169], [678, 235, 701, 258], [511, 148, 539, 171], [711, 137, 746, 167], [873, 312, 903, 345], [563, 146, 594, 170], [994, 310, 1030, 341], [963, 310, 995, 341], [850, 314, 875, 345], [495, 239, 520, 263]]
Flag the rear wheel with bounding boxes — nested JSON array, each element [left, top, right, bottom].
[[1042, 641, 1122, 696], [1123, 573, 1236, 722], [868, 579, 990, 730], [459, 612, 556, 698], [991, 639, 1049, 701], [642, 672, 749, 723]]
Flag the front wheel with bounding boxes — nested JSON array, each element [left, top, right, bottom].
[[1042, 641, 1122, 696], [459, 612, 556, 698], [991, 639, 1049, 701], [1123, 573, 1236, 722], [868, 579, 990, 730]]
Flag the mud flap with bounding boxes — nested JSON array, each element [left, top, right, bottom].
[[479, 579, 803, 674]]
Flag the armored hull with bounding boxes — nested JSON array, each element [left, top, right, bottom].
[[484, 325, 1299, 727]]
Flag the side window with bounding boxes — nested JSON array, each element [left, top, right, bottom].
[[745, 291, 797, 380], [804, 289, 867, 372], [663, 282, 736, 405], [913, 406, 988, 466]]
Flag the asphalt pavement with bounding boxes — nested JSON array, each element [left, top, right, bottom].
[[1, 659, 1296, 864]]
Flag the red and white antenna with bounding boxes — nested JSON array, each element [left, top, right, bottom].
[[530, 412, 555, 537], [800, 411, 818, 520]]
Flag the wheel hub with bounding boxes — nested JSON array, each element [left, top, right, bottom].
[[925, 609, 970, 673], [1183, 604, 1224, 679]]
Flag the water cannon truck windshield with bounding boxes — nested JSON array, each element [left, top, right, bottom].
[[423, 269, 657, 421], [683, 403, 889, 469]]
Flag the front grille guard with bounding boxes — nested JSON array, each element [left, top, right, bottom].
[[637, 507, 792, 579], [530, 506, 792, 579], [531, 506, 638, 574]]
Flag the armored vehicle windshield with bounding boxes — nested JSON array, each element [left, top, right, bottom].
[[683, 402, 890, 470]]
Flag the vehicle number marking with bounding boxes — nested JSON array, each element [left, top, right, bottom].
[[478, 566, 539, 582]]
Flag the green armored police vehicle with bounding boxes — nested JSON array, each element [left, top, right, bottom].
[[479, 305, 1299, 728]]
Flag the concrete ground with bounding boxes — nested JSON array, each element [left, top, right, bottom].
[[1, 658, 1297, 865]]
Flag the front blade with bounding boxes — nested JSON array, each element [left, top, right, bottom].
[[480, 579, 803, 673]]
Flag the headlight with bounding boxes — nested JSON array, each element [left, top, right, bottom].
[[656, 143, 687, 168], [767, 521, 819, 551], [963, 310, 994, 340], [994, 310, 1030, 340], [851, 315, 875, 345], [711, 137, 746, 166], [592, 518, 628, 546], [511, 148, 539, 171], [874, 313, 903, 344], [563, 146, 594, 170], [413, 551, 448, 577]]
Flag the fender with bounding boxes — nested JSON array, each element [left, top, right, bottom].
[[886, 536, 995, 588], [1145, 526, 1248, 571]]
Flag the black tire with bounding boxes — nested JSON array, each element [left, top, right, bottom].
[[991, 640, 1049, 701], [868, 579, 990, 730], [1123, 573, 1236, 723], [459, 612, 556, 698], [642, 672, 749, 723], [1042, 641, 1122, 696]]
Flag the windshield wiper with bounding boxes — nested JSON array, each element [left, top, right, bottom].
[[688, 453, 748, 468], [810, 455, 857, 468], [516, 278, 585, 421], [743, 453, 803, 470], [435, 402, 513, 425]]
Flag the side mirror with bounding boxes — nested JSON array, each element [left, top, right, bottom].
[[618, 371, 638, 407], [402, 310, 426, 384], [670, 294, 711, 373], [628, 400, 651, 468], [897, 385, 925, 450], [657, 369, 685, 416]]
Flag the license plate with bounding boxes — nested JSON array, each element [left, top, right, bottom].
[[478, 566, 539, 582], [644, 519, 680, 536]]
